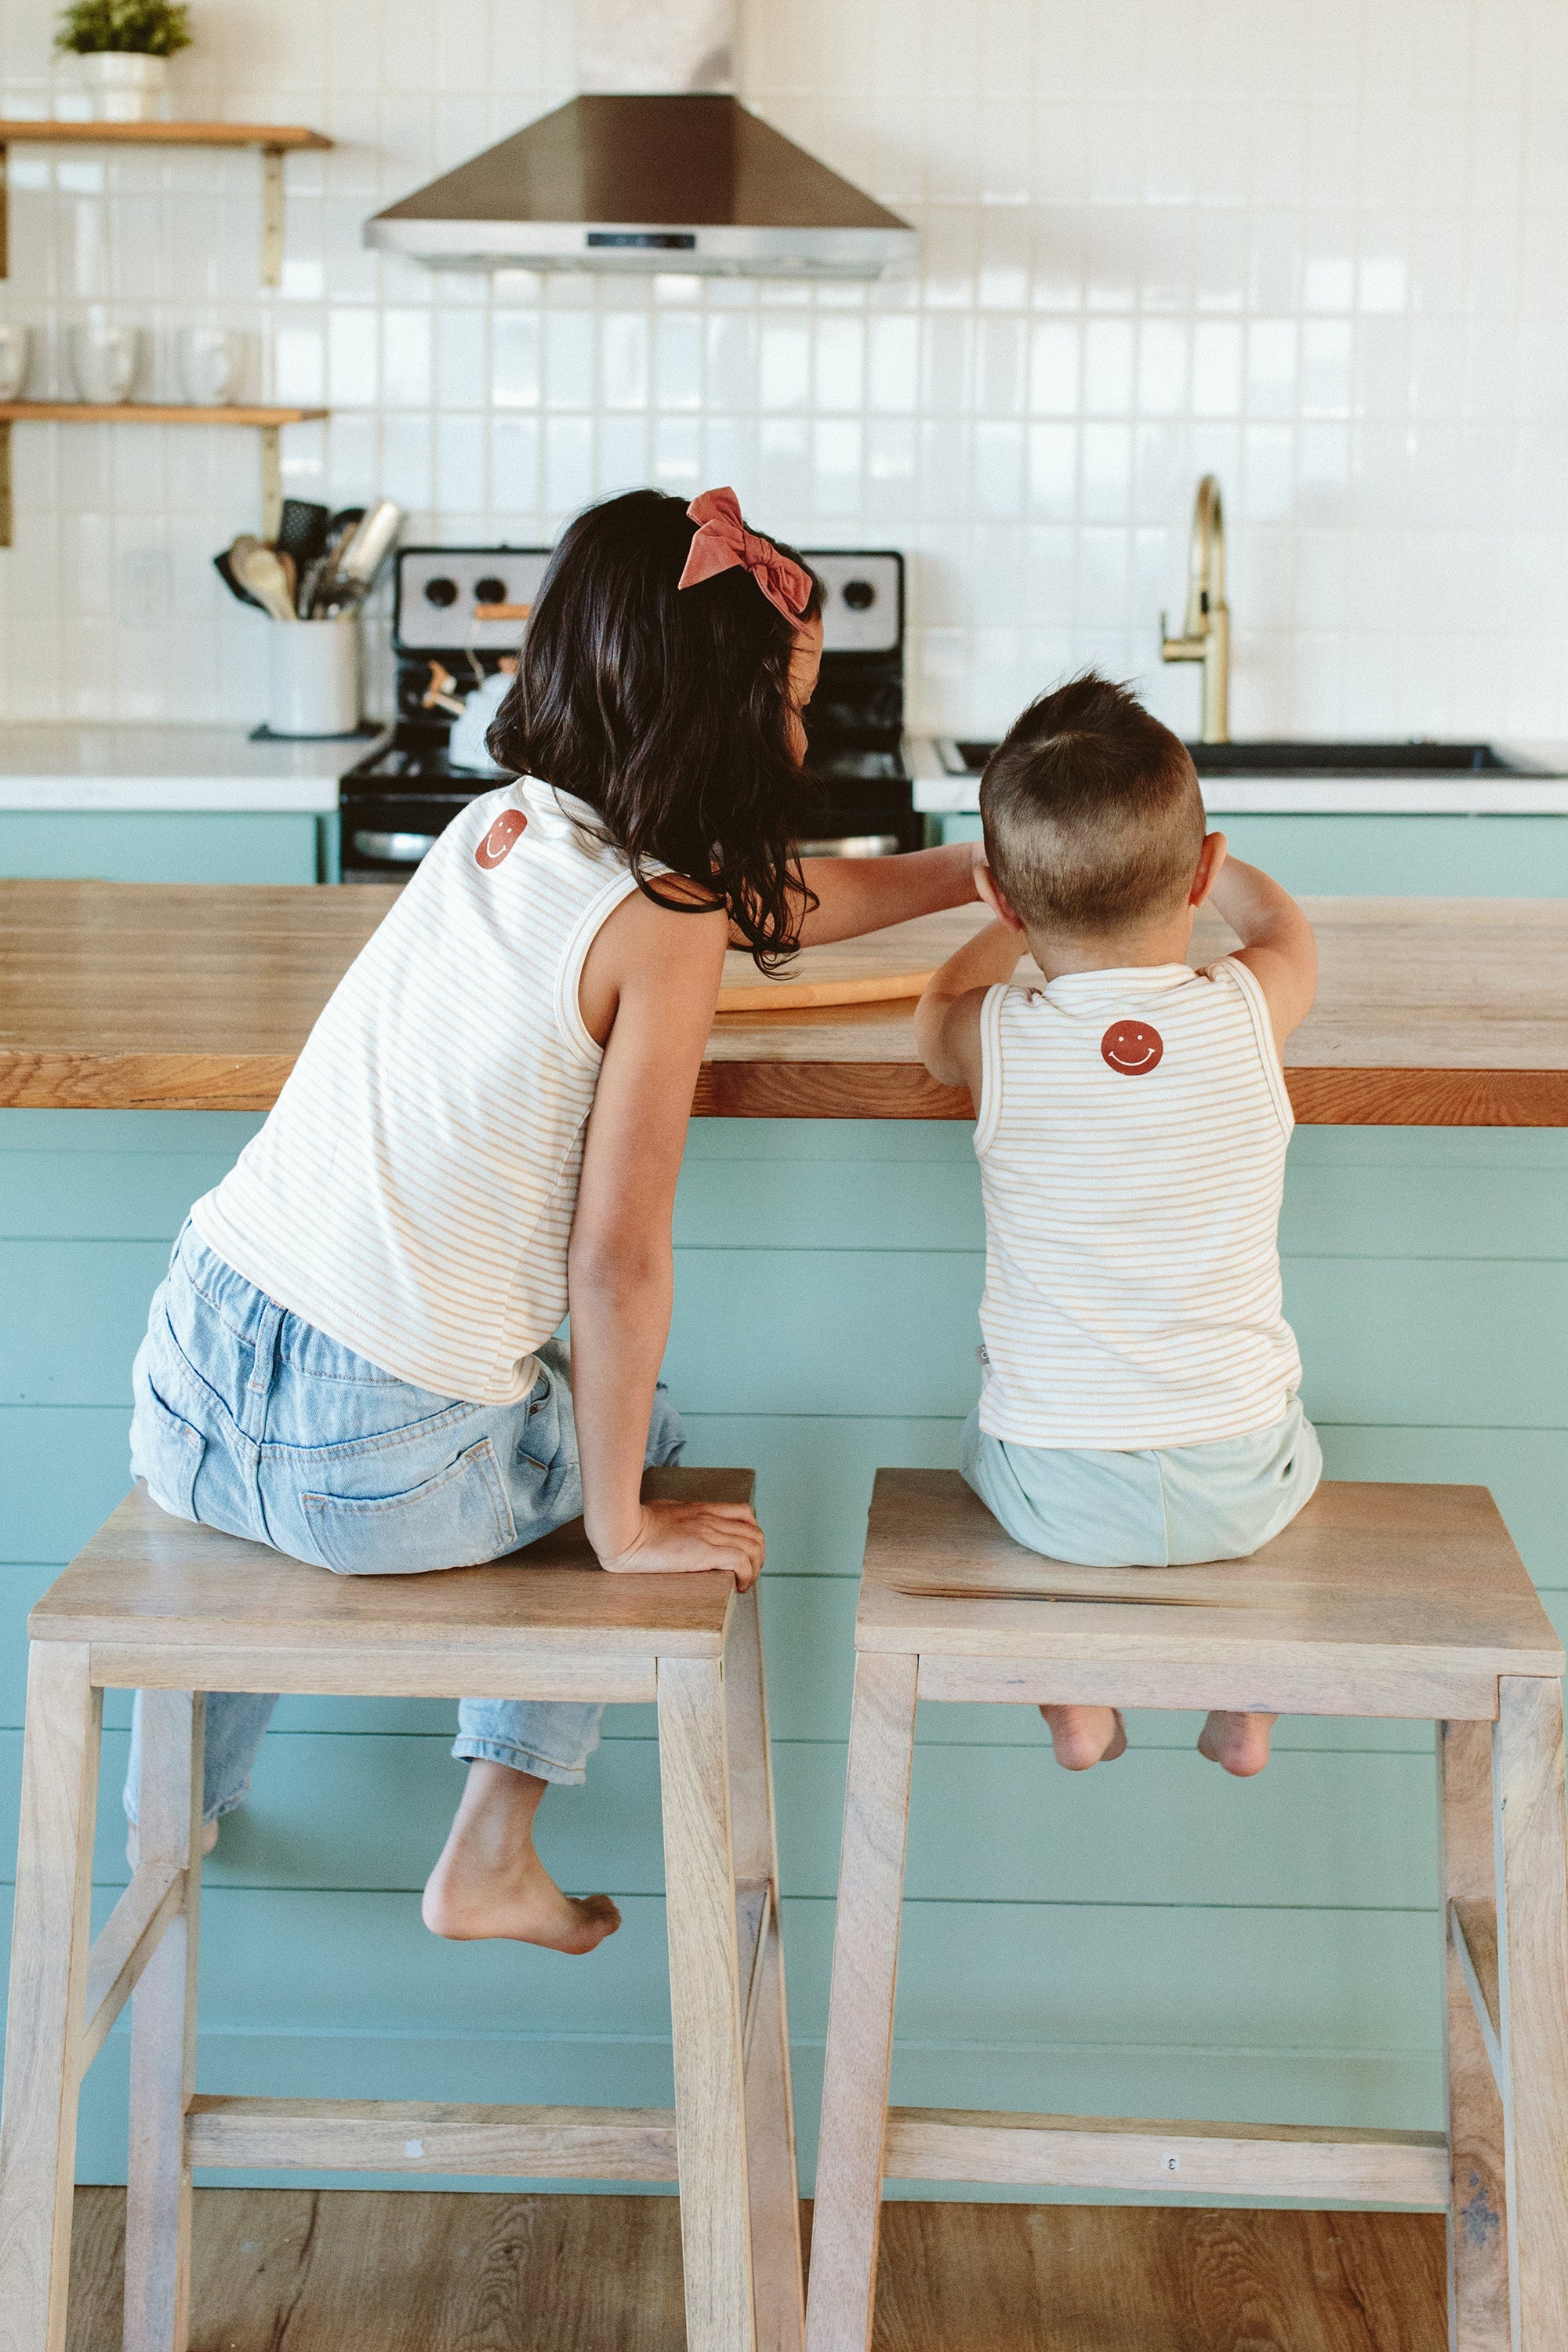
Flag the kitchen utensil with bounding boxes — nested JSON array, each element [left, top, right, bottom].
[[334, 500, 402, 591], [212, 547, 267, 611], [0, 325, 30, 401], [301, 512, 364, 615], [275, 549, 299, 612], [177, 326, 244, 405], [275, 499, 330, 573], [267, 614, 361, 736], [68, 321, 140, 405], [229, 539, 298, 624], [447, 669, 513, 772]]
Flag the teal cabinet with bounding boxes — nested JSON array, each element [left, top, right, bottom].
[[938, 811, 1568, 896], [0, 811, 329, 884], [2, 1106, 1566, 2198]]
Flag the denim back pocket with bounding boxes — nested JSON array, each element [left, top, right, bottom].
[[299, 1436, 517, 1576], [129, 1376, 208, 1523]]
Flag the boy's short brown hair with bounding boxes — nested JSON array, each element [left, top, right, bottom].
[[980, 673, 1205, 934]]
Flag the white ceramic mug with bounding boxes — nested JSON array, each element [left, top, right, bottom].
[[68, 321, 140, 405], [267, 615, 362, 738], [0, 324, 30, 401], [179, 326, 243, 407]]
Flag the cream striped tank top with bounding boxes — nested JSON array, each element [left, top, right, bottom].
[[973, 958, 1301, 1450], [191, 778, 642, 1404]]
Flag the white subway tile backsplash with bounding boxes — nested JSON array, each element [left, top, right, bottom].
[[0, 0, 1555, 734]]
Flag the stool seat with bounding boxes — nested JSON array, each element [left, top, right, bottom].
[[0, 1468, 804, 2352], [28, 1469, 750, 1705], [856, 1470, 1563, 1719], [806, 1472, 1568, 2352]]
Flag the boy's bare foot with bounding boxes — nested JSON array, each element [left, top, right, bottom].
[[422, 1759, 622, 1955], [1197, 1709, 1277, 1777], [125, 1813, 220, 1869], [1040, 1703, 1127, 1770]]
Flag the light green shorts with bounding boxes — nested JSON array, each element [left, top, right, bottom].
[[960, 1393, 1322, 1569]]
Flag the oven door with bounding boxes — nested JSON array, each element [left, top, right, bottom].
[[339, 792, 478, 880]]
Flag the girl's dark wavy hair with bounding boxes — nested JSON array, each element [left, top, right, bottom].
[[488, 488, 823, 967]]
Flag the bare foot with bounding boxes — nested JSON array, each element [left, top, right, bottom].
[[422, 1760, 622, 1955], [1040, 1704, 1127, 1770], [125, 1814, 220, 1869], [1197, 1709, 1277, 1777]]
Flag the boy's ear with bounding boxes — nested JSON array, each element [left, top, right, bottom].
[[1189, 830, 1227, 909], [975, 860, 1028, 931]]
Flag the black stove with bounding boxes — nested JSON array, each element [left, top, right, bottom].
[[340, 543, 917, 880]]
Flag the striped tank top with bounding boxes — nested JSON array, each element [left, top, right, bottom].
[[191, 778, 642, 1404], [973, 957, 1301, 1450]]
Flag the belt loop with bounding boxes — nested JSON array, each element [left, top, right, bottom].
[[241, 1299, 284, 1441]]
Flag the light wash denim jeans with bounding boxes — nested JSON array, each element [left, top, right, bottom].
[[960, 1392, 1322, 1568], [125, 1225, 685, 1825]]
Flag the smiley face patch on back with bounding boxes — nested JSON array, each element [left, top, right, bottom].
[[1101, 1018, 1163, 1076], [475, 808, 527, 869]]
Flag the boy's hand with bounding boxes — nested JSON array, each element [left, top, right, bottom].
[[597, 1497, 764, 1590]]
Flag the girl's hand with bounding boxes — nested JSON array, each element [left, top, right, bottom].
[[597, 1498, 764, 1590]]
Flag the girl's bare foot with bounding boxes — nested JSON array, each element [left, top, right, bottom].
[[125, 1813, 220, 1869], [1197, 1709, 1277, 1777], [1040, 1703, 1127, 1770], [421, 1759, 622, 1954]]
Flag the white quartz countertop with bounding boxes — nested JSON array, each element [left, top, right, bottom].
[[909, 738, 1568, 815], [0, 724, 376, 813]]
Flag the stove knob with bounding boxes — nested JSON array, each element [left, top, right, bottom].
[[423, 576, 459, 607], [474, 575, 508, 606], [841, 578, 877, 610]]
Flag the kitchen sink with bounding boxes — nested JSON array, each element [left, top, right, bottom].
[[939, 738, 1548, 779]]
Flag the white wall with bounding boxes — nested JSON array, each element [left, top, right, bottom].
[[0, 0, 1562, 739]]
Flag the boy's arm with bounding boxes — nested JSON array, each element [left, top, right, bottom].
[[1206, 853, 1317, 1047], [912, 916, 1025, 1097], [789, 839, 984, 947]]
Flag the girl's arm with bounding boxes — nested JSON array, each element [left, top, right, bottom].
[[570, 891, 764, 1587], [790, 837, 983, 946]]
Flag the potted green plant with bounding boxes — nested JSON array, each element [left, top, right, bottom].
[[55, 0, 191, 122]]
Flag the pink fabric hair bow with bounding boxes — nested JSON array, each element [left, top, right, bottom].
[[677, 486, 813, 622]]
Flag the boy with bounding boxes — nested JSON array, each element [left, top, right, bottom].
[[913, 673, 1320, 1779]]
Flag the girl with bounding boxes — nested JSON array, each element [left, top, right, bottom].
[[128, 486, 984, 1953]]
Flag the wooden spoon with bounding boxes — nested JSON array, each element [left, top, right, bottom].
[[230, 539, 297, 623]]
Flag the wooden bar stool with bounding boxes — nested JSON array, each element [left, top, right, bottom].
[[805, 1470, 1568, 2352], [0, 1468, 803, 2352]]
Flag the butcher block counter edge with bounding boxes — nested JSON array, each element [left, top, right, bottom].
[[2, 1053, 1564, 1124], [2, 882, 1565, 1126]]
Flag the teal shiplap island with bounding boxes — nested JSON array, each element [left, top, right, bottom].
[[2, 864, 1566, 2208]]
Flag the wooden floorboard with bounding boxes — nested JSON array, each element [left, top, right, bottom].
[[64, 2187, 1446, 2352]]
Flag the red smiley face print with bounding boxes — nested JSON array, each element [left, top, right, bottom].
[[1101, 1018, 1164, 1076], [474, 808, 528, 869]]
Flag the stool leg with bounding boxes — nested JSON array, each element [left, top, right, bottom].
[[804, 1650, 918, 2352], [1439, 1719, 1510, 2350], [724, 1588, 804, 2352], [123, 1692, 205, 2352], [660, 1654, 756, 2352], [0, 1642, 102, 2352], [1494, 1675, 1568, 2350]]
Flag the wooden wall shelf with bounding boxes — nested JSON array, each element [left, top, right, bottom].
[[0, 117, 332, 283], [0, 401, 326, 423], [0, 403, 328, 546]]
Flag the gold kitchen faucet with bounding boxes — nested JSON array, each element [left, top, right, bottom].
[[1161, 474, 1230, 743]]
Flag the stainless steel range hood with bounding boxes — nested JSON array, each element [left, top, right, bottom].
[[365, 0, 916, 279]]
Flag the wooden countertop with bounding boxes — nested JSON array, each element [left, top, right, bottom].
[[1, 880, 1564, 1124]]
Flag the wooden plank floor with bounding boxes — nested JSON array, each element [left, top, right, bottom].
[[64, 2187, 1446, 2351]]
